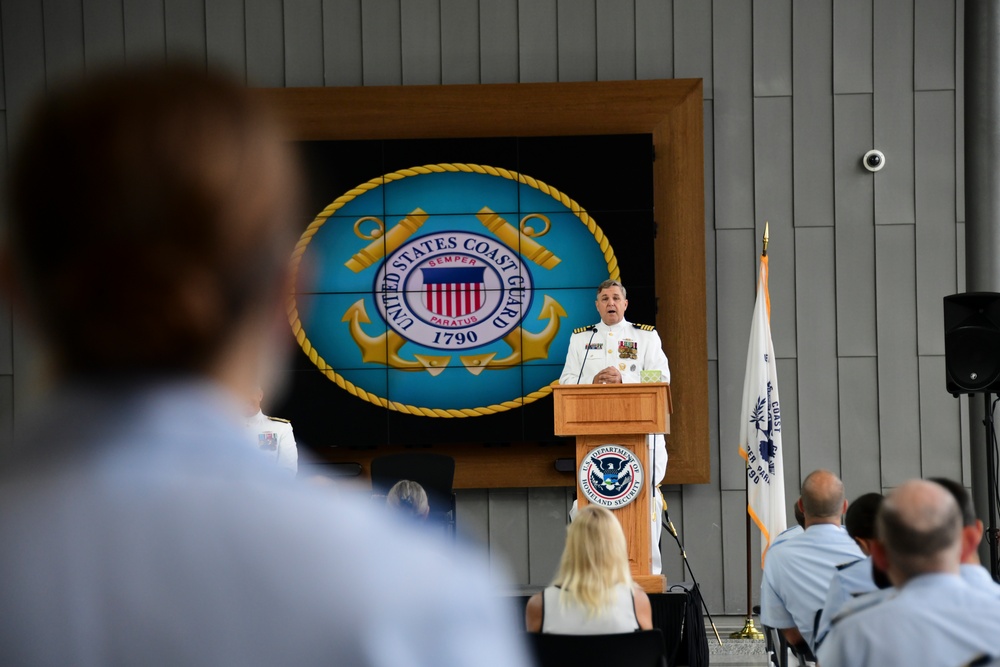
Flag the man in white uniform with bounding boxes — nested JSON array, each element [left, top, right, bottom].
[[559, 279, 670, 573], [245, 386, 298, 475]]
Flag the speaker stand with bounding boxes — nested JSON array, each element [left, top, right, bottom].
[[985, 392, 999, 580]]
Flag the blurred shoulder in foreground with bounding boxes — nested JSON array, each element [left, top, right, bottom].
[[0, 62, 529, 667]]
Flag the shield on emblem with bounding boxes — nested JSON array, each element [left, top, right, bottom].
[[420, 267, 487, 318]]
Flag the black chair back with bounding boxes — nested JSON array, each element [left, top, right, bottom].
[[370, 453, 456, 531], [529, 630, 668, 667]]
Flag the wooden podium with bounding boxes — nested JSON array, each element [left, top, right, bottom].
[[552, 382, 672, 594]]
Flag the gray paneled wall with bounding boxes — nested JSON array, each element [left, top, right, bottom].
[[0, 0, 967, 615]]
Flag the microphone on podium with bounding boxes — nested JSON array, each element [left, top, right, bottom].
[[574, 326, 599, 385]]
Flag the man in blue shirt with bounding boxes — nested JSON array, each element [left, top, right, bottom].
[[813, 492, 885, 650], [818, 479, 1000, 667], [760, 469, 864, 654]]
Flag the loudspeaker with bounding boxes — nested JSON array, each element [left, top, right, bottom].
[[944, 293, 1000, 395]]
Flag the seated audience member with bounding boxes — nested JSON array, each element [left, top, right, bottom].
[[525, 505, 653, 634], [930, 476, 1000, 592], [0, 64, 529, 666], [817, 480, 1000, 667], [759, 470, 863, 656], [813, 492, 884, 650], [387, 479, 430, 521]]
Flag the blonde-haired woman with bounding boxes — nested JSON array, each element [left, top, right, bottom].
[[525, 505, 653, 633], [386, 480, 430, 521]]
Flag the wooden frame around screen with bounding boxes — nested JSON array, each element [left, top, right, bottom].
[[257, 79, 709, 485]]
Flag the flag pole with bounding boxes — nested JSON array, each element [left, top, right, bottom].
[[730, 223, 769, 641]]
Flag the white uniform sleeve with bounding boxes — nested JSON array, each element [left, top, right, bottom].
[[276, 422, 298, 475], [637, 327, 669, 483], [559, 332, 588, 385], [642, 328, 670, 383]]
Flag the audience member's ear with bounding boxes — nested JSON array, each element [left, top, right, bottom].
[[840, 498, 848, 517], [960, 521, 985, 561], [869, 539, 889, 573], [854, 537, 874, 557]]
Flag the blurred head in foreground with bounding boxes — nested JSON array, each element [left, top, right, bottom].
[[0, 64, 534, 667], [552, 504, 633, 614], [7, 62, 300, 392]]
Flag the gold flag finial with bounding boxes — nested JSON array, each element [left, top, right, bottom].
[[762, 221, 770, 256]]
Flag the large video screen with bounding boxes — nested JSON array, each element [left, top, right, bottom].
[[271, 134, 654, 454]]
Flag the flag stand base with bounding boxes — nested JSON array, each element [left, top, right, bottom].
[[729, 616, 765, 640]]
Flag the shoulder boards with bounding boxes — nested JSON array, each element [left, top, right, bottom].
[[635, 323, 655, 331], [266, 416, 291, 424], [573, 326, 593, 334], [836, 557, 865, 571], [830, 590, 890, 627]]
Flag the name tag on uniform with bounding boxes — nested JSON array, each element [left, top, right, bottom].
[[586, 343, 603, 350]]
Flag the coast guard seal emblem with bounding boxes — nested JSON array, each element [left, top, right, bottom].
[[287, 164, 618, 418], [578, 445, 645, 509]]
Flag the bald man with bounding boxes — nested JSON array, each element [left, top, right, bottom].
[[930, 477, 1000, 594], [759, 470, 864, 654], [818, 480, 1000, 667]]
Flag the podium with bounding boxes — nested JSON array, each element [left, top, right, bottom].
[[552, 382, 672, 593]]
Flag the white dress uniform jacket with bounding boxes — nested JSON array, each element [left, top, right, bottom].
[[245, 409, 298, 474], [559, 319, 670, 573]]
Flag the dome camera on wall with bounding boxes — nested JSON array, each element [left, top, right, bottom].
[[863, 149, 886, 172]]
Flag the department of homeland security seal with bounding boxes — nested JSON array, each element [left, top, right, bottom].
[[578, 445, 645, 509], [287, 164, 619, 417]]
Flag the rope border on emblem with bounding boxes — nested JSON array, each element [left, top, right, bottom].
[[287, 163, 620, 418]]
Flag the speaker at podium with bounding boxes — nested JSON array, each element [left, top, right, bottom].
[[552, 382, 671, 593]]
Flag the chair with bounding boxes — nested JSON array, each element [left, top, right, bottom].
[[369, 453, 456, 534], [761, 624, 810, 667], [529, 630, 668, 667]]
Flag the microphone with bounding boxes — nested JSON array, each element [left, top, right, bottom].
[[663, 498, 679, 538], [575, 326, 599, 385]]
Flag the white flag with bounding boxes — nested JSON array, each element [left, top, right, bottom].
[[738, 254, 786, 566]]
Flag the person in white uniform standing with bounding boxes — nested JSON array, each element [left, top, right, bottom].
[[559, 279, 671, 574], [245, 386, 298, 475]]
